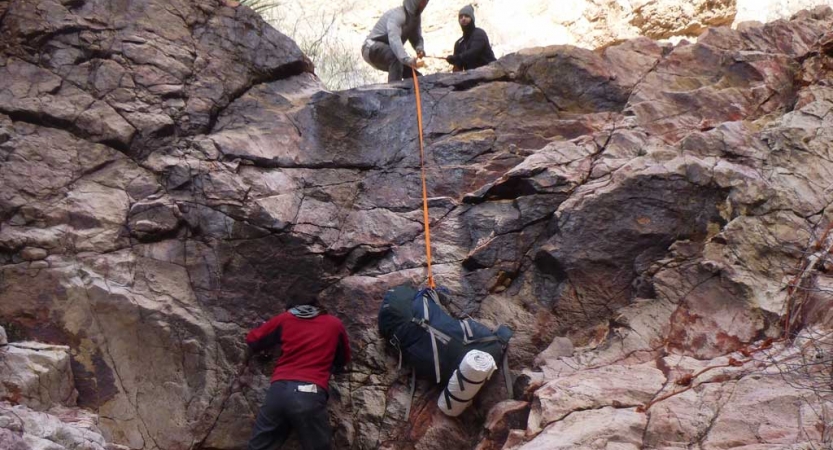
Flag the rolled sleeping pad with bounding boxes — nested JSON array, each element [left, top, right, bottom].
[[438, 349, 497, 416]]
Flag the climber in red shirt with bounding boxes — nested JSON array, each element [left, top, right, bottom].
[[245, 295, 351, 450]]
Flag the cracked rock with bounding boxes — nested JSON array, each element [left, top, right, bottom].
[[3, 1, 833, 449], [127, 198, 182, 241]]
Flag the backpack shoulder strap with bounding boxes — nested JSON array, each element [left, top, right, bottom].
[[404, 367, 417, 421], [418, 293, 445, 384]]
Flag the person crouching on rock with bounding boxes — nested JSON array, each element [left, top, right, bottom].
[[445, 4, 496, 72], [245, 293, 351, 450], [362, 0, 429, 82]]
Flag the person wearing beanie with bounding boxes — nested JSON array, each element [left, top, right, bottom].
[[446, 4, 496, 71], [245, 294, 351, 450], [363, 0, 430, 82]]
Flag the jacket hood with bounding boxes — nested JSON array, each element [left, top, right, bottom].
[[404, 0, 427, 16], [289, 305, 321, 319]]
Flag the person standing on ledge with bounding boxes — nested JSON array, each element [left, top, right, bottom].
[[446, 4, 496, 72], [362, 0, 429, 82], [245, 294, 351, 450]]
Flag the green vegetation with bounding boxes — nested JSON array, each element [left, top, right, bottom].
[[239, 0, 280, 15], [263, 7, 383, 91], [290, 12, 379, 91], [253, 3, 381, 90]]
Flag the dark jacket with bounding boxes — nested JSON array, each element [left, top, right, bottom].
[[450, 6, 495, 70]]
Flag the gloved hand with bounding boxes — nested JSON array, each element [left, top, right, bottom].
[[416, 48, 425, 58], [445, 55, 457, 65]]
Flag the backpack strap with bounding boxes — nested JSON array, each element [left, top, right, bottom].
[[461, 319, 474, 341], [389, 335, 403, 371], [443, 364, 488, 410], [456, 369, 485, 390], [397, 347, 403, 371], [404, 367, 417, 421], [429, 328, 442, 383], [422, 294, 444, 384], [465, 335, 501, 344], [442, 385, 471, 411], [425, 288, 440, 305]]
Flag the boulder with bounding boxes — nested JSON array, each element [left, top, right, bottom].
[[0, 342, 77, 410]]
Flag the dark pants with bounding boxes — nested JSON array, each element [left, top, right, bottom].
[[248, 380, 331, 450], [362, 41, 420, 82]]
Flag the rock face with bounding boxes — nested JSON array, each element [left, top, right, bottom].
[[3, 1, 833, 449]]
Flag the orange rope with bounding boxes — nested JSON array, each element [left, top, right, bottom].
[[411, 66, 435, 289]]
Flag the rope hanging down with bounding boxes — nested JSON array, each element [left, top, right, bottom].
[[412, 66, 435, 289]]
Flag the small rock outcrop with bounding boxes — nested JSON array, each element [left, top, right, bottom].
[[0, 340, 76, 410], [0, 326, 123, 450]]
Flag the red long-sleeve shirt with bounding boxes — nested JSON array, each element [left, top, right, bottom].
[[246, 312, 351, 391]]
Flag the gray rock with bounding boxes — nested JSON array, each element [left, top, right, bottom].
[[0, 342, 77, 410], [0, 402, 108, 450], [20, 247, 47, 261], [3, 1, 833, 449]]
